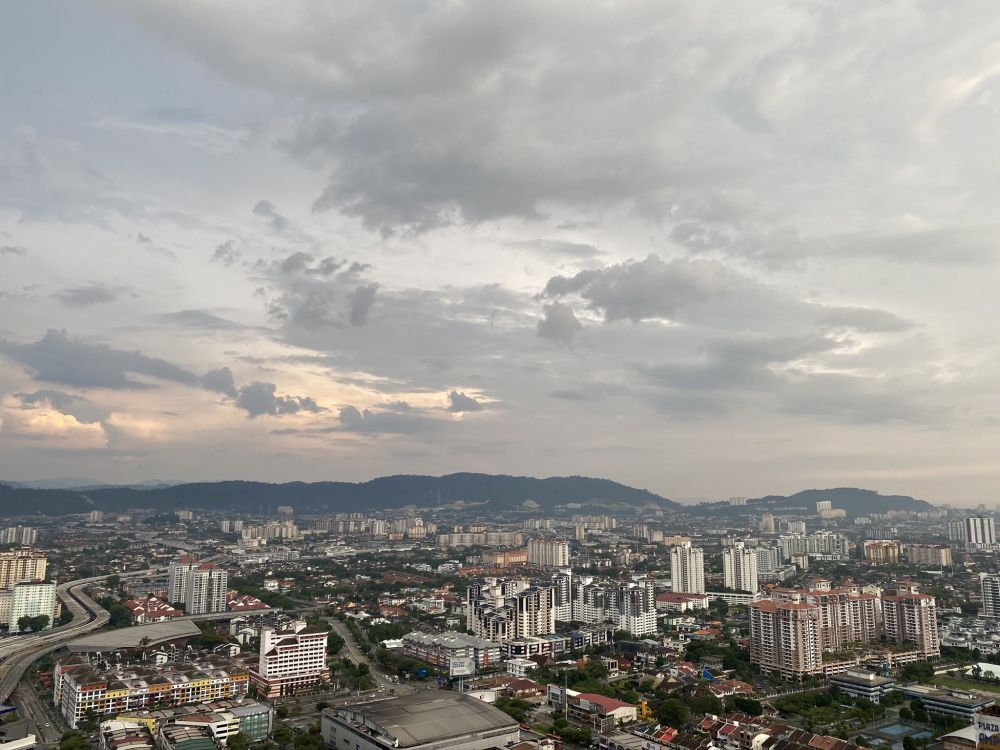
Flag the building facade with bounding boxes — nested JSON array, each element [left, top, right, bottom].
[[722, 543, 758, 592], [250, 621, 330, 698], [670, 542, 705, 594], [527, 538, 569, 567]]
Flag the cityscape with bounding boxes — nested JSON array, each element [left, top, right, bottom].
[[3, 4, 1000, 750]]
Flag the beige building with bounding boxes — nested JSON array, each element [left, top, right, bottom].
[[883, 585, 940, 657], [0, 548, 46, 590], [906, 544, 953, 568], [750, 600, 823, 678]]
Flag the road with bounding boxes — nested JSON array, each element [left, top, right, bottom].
[[327, 619, 416, 695]]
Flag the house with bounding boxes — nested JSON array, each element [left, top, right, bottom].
[[123, 597, 182, 624]]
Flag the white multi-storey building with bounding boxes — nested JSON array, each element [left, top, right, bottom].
[[250, 621, 330, 698], [670, 542, 705, 594], [167, 560, 196, 605], [967, 516, 997, 549], [982, 573, 1000, 619], [527, 538, 570, 567], [9, 580, 56, 630], [571, 578, 657, 636], [722, 542, 758, 593], [185, 564, 228, 614], [0, 527, 37, 546], [466, 578, 556, 642]]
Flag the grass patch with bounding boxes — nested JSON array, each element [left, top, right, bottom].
[[934, 676, 1000, 694]]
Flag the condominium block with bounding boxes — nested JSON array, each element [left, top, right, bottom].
[[906, 544, 952, 568], [982, 574, 1000, 618], [9, 580, 57, 631], [527, 538, 569, 567], [466, 578, 556, 642], [0, 548, 47, 590], [881, 585, 940, 658], [722, 542, 758, 593], [670, 542, 705, 594]]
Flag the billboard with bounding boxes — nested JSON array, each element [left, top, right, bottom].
[[449, 657, 475, 677]]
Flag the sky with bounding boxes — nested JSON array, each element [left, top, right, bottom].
[[2, 2, 1000, 504]]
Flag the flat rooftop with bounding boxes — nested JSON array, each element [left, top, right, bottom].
[[66, 620, 202, 652], [330, 692, 517, 748]]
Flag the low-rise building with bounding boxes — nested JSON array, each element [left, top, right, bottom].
[[321, 692, 519, 750], [828, 670, 896, 703], [901, 685, 996, 722], [400, 631, 501, 672]]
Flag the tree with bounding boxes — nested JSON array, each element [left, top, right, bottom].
[[28, 614, 49, 631], [228, 734, 249, 750], [910, 699, 928, 723], [903, 736, 917, 750], [16, 616, 31, 633], [657, 698, 691, 727], [688, 693, 725, 716], [276, 705, 290, 719], [731, 696, 763, 716], [59, 732, 90, 750]]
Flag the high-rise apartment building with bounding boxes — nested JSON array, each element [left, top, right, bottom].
[[948, 520, 968, 544], [0, 548, 47, 590], [749, 599, 823, 678], [466, 578, 556, 642], [863, 540, 900, 565], [9, 580, 57, 631], [167, 560, 196, 605], [906, 544, 952, 568], [723, 543, 758, 592], [185, 564, 228, 614], [756, 546, 783, 577], [670, 542, 705, 594], [527, 538, 570, 567], [570, 577, 657, 636], [0, 527, 37, 546], [759, 513, 776, 534], [250, 621, 330, 698], [882, 585, 939, 657], [981, 574, 1000, 619], [967, 516, 997, 548]]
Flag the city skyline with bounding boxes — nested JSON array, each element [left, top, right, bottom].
[[4, 3, 1000, 504]]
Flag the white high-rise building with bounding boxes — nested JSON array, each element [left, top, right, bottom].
[[982, 573, 1000, 618], [466, 578, 555, 642], [570, 577, 658, 636], [185, 564, 228, 614], [250, 621, 330, 698], [527, 538, 570, 567], [967, 516, 997, 548], [756, 546, 782, 577], [947, 520, 968, 544], [670, 542, 705, 594], [723, 542, 758, 593], [168, 560, 196, 605], [9, 580, 57, 631], [0, 526, 37, 546]]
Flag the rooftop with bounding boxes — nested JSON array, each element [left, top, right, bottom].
[[67, 620, 202, 652], [329, 692, 517, 748]]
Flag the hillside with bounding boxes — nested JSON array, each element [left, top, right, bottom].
[[755, 487, 935, 516], [0, 473, 679, 516]]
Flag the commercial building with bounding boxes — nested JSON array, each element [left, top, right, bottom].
[[400, 631, 500, 672], [117, 700, 272, 743], [321, 692, 519, 750], [907, 544, 953, 568], [527, 538, 569, 568], [9, 580, 56, 631], [53, 657, 249, 728], [500, 626, 612, 659], [466, 578, 556, 642], [828, 670, 897, 703], [0, 548, 46, 590], [670, 542, 705, 594], [250, 621, 330, 698], [0, 720, 36, 750], [722, 543, 758, 593]]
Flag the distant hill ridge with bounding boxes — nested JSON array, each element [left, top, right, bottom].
[[754, 487, 935, 516], [0, 473, 678, 516]]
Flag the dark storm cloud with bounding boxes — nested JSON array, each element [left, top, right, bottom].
[[447, 391, 483, 413], [56, 283, 131, 307], [234, 381, 322, 419], [537, 302, 583, 345], [0, 329, 198, 389]]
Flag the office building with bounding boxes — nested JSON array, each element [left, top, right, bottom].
[[321, 693, 519, 750], [9, 580, 56, 631], [722, 542, 758, 593], [527, 538, 569, 567], [250, 621, 330, 698], [400, 631, 500, 672], [982, 574, 1000, 618], [828, 670, 897, 704], [0, 548, 46, 591], [670, 542, 705, 594], [968, 516, 997, 548]]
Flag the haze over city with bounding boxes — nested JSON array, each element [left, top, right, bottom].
[[3, 2, 1000, 504]]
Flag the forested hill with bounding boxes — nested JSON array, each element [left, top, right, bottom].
[[754, 487, 935, 516], [0, 473, 680, 516]]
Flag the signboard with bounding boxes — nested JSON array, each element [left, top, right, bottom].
[[449, 657, 475, 677], [976, 711, 1000, 749]]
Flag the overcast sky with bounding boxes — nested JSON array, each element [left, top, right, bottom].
[[2, 2, 999, 504]]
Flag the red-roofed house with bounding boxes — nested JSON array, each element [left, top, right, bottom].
[[123, 597, 182, 624], [226, 593, 268, 612], [656, 592, 710, 612], [568, 692, 637, 729]]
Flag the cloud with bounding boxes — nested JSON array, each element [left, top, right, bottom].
[[819, 307, 912, 333], [537, 302, 583, 345], [447, 390, 483, 413], [0, 246, 27, 257], [234, 381, 322, 418], [159, 309, 247, 331], [210, 240, 241, 266], [337, 404, 435, 434], [347, 284, 378, 326], [252, 200, 290, 231], [0, 330, 198, 389], [514, 240, 604, 259], [201, 367, 238, 398], [13, 389, 107, 424], [56, 283, 131, 307]]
